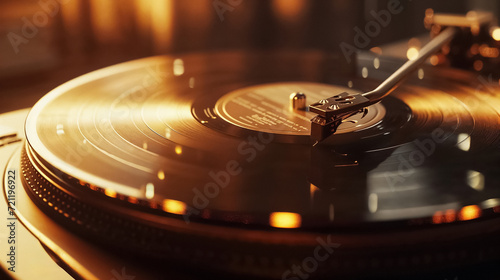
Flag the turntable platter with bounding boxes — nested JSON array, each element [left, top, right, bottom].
[[23, 51, 500, 227], [15, 50, 500, 278]]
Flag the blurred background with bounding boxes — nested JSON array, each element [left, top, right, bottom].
[[0, 0, 498, 113]]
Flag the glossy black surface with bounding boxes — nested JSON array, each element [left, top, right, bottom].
[[24, 51, 500, 229]]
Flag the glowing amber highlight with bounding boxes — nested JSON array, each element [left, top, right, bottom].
[[175, 145, 183, 155], [162, 199, 187, 215], [269, 212, 301, 228], [459, 205, 481, 221], [444, 209, 456, 223], [128, 196, 139, 204], [173, 58, 185, 76], [61, 0, 81, 29], [272, 0, 306, 21], [145, 183, 155, 199], [430, 55, 439, 66], [104, 188, 117, 198], [432, 211, 443, 224], [492, 28, 500, 41], [433, 209, 457, 224], [407, 47, 419, 61], [90, 0, 121, 43], [157, 170, 165, 180], [479, 45, 499, 58], [309, 183, 319, 197]]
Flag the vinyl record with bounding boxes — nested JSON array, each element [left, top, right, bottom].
[[19, 50, 500, 278]]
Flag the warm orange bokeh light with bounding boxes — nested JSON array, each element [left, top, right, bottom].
[[269, 212, 301, 228], [407, 47, 419, 61], [492, 28, 500, 41], [135, 0, 174, 52], [272, 0, 306, 21], [162, 199, 187, 215], [128, 196, 139, 204], [459, 205, 482, 221], [444, 209, 457, 223], [432, 209, 457, 224], [104, 188, 117, 198], [175, 145, 183, 155], [157, 170, 165, 180], [479, 45, 499, 58], [473, 60, 484, 71], [430, 55, 439, 66], [90, 0, 121, 43], [432, 211, 443, 224]]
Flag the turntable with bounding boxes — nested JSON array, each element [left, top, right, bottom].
[[2, 5, 500, 280]]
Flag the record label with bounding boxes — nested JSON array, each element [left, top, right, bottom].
[[215, 82, 386, 135]]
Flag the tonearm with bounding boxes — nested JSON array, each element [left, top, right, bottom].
[[309, 11, 497, 143]]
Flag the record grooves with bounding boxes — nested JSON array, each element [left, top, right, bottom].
[[19, 141, 500, 278], [9, 50, 500, 278]]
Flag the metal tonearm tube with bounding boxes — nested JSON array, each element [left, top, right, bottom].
[[309, 26, 459, 143], [309, 11, 499, 143]]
